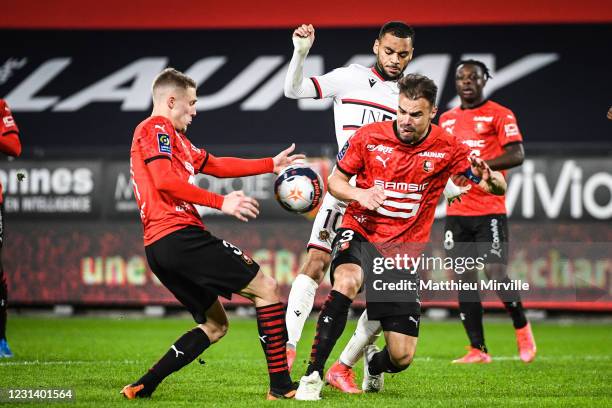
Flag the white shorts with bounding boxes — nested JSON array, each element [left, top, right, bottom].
[[307, 192, 347, 253]]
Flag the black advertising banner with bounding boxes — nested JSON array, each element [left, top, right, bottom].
[[1, 25, 611, 152], [0, 160, 102, 219]]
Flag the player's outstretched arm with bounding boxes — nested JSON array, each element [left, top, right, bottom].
[[150, 159, 258, 222], [283, 24, 318, 99], [469, 157, 507, 196], [328, 168, 386, 210], [202, 144, 305, 178]]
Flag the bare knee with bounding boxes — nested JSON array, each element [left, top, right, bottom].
[[252, 273, 281, 303], [198, 321, 229, 344], [332, 267, 361, 299], [389, 348, 414, 370], [260, 274, 279, 297], [301, 249, 331, 283]]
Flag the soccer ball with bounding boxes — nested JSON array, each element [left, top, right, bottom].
[[274, 165, 324, 213]]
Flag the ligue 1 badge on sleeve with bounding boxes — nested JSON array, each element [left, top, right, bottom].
[[157, 133, 171, 154]]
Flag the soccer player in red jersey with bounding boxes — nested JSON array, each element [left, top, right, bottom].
[[284, 22, 466, 393], [295, 74, 507, 400], [0, 99, 21, 359], [439, 60, 536, 364], [121, 68, 304, 400]]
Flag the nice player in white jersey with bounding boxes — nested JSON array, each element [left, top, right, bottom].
[[284, 22, 416, 393]]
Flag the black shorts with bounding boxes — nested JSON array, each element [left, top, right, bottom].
[[444, 214, 509, 265], [330, 228, 420, 323], [145, 226, 259, 323]]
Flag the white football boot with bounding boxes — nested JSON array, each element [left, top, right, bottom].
[[295, 371, 324, 401]]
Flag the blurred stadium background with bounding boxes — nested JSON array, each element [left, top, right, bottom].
[[0, 2, 611, 320], [1, 1, 611, 406]]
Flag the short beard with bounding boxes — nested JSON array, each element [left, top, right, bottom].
[[375, 58, 402, 81]]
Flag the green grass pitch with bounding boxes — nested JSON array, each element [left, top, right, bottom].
[[0, 316, 610, 407]]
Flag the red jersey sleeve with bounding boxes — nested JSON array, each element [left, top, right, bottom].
[[494, 108, 523, 146], [0, 100, 21, 157], [202, 154, 273, 178], [336, 130, 364, 176]]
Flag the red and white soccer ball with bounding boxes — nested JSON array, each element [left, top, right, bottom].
[[274, 165, 324, 213]]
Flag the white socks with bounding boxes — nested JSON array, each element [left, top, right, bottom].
[[339, 309, 382, 367], [286, 274, 319, 347]]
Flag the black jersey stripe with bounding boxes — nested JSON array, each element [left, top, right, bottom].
[[144, 155, 171, 164], [336, 163, 355, 177], [198, 151, 210, 173]]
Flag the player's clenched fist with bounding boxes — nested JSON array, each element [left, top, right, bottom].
[[292, 24, 315, 55], [222, 190, 260, 222], [355, 185, 386, 211]]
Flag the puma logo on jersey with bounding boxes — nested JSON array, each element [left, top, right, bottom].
[[323, 316, 332, 323], [376, 156, 389, 168], [409, 316, 419, 327], [154, 124, 167, 132], [368, 78, 377, 87]]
